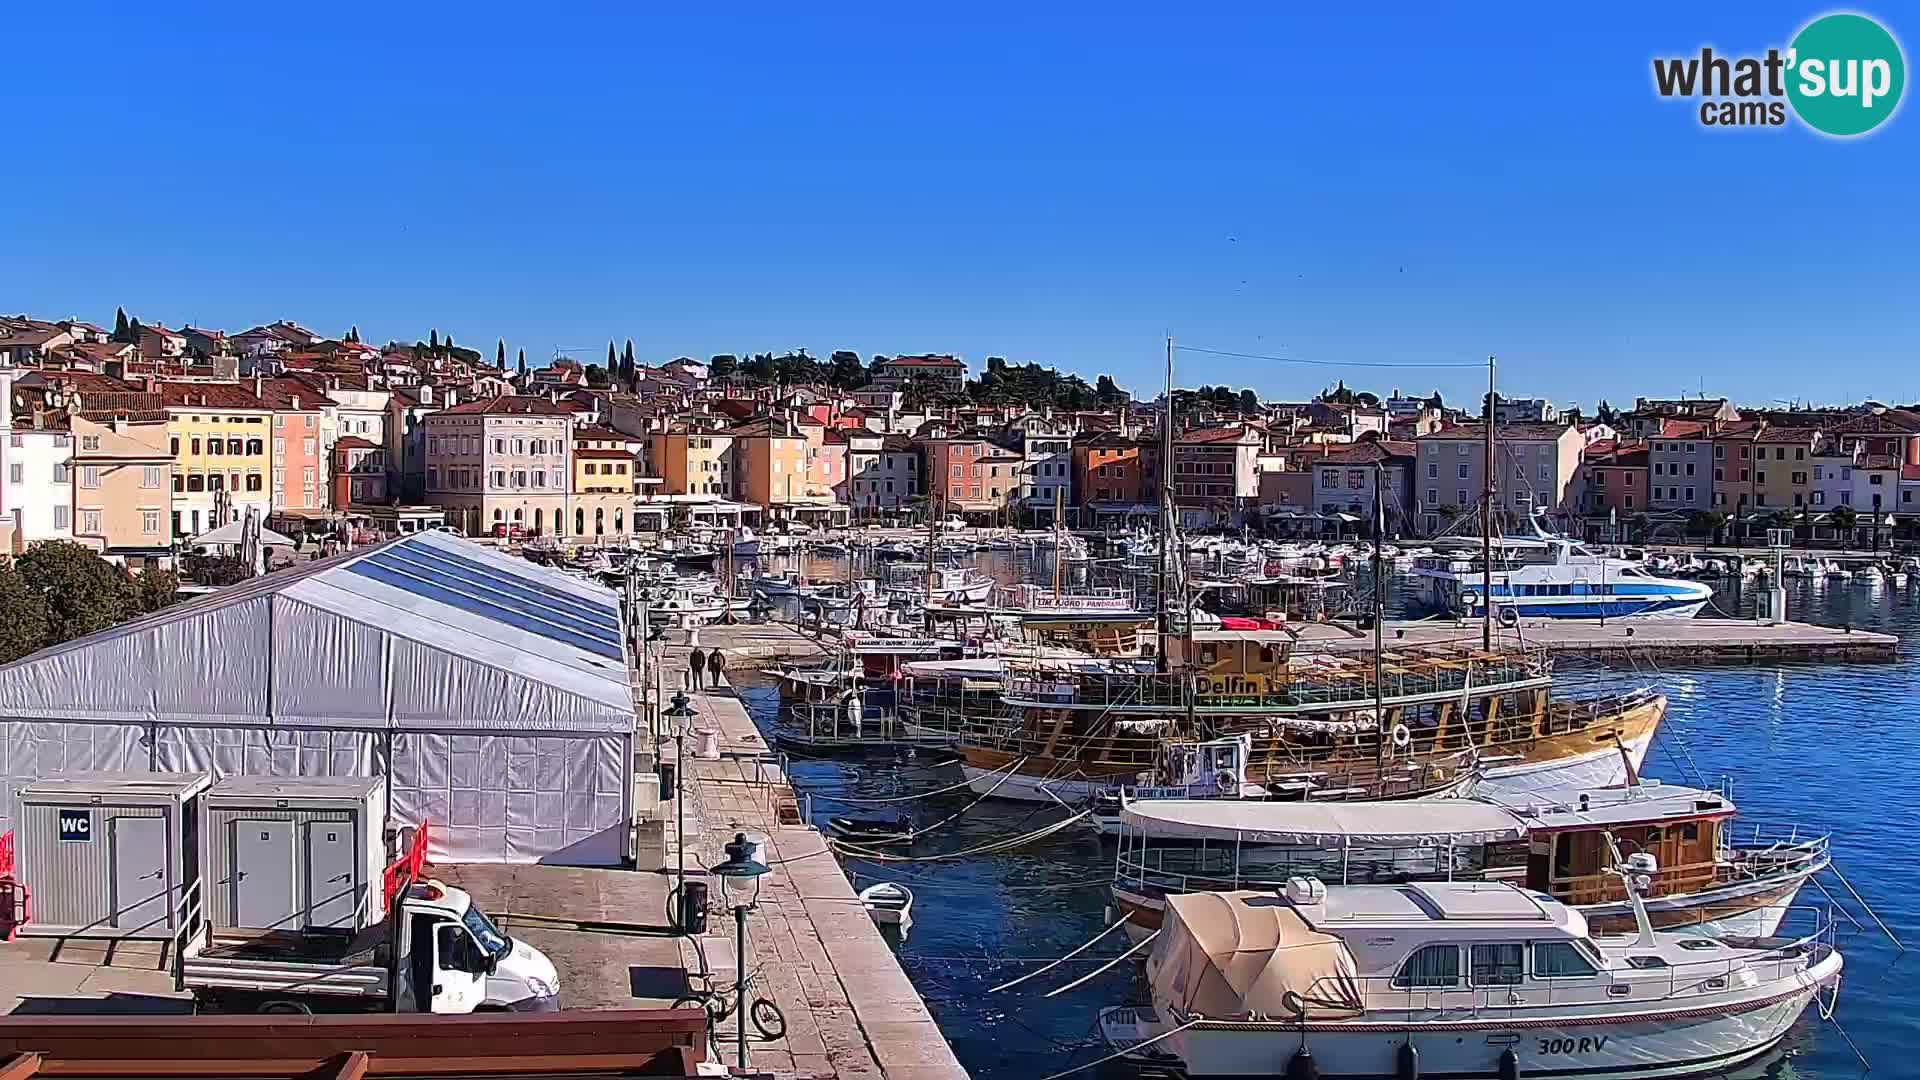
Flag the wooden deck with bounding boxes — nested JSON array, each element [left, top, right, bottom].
[[1295, 618, 1899, 665]]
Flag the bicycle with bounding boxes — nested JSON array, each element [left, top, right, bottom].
[[672, 967, 787, 1041]]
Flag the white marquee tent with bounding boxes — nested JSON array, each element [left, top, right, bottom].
[[0, 531, 635, 865]]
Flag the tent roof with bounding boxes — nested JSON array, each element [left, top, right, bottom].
[[1119, 798, 1529, 846], [0, 531, 633, 734]]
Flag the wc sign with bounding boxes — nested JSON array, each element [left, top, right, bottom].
[[58, 809, 91, 843]]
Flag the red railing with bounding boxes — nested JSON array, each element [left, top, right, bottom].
[[0, 830, 26, 941], [0, 830, 12, 877], [382, 821, 432, 906]]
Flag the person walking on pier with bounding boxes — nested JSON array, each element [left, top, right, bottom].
[[688, 646, 707, 691], [706, 648, 725, 689]]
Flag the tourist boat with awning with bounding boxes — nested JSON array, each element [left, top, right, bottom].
[[1123, 876, 1841, 1079], [1108, 781, 1829, 942], [897, 629, 1664, 805]]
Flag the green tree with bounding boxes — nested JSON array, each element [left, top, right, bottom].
[[496, 339, 506, 367], [827, 350, 866, 388], [0, 563, 49, 662], [127, 317, 144, 344], [584, 363, 611, 389], [1095, 374, 1127, 405], [517, 348, 527, 378], [1425, 391, 1444, 410], [1830, 504, 1858, 546], [622, 340, 638, 389], [710, 354, 738, 379], [429, 329, 439, 351], [112, 307, 131, 342], [1596, 400, 1620, 426], [347, 325, 360, 343], [183, 552, 252, 587], [1238, 389, 1260, 414], [134, 567, 180, 613], [607, 341, 617, 371], [1689, 510, 1728, 543], [15, 541, 134, 647]]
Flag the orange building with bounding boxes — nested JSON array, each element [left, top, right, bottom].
[[1073, 431, 1150, 510], [255, 377, 337, 512]]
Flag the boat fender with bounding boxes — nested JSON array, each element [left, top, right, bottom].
[[1391, 724, 1411, 749], [1460, 590, 1480, 610], [1498, 606, 1520, 628], [1397, 1040, 1419, 1080], [1498, 1047, 1520, 1080], [1286, 1047, 1319, 1080]]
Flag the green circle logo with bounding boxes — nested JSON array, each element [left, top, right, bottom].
[[1786, 13, 1906, 136]]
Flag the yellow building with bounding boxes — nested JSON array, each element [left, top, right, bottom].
[[1750, 427, 1822, 516], [651, 423, 733, 497], [159, 382, 273, 537], [70, 411, 174, 567], [571, 425, 637, 542]]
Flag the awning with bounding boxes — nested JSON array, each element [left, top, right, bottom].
[[190, 520, 299, 547], [1149, 891, 1363, 1021], [1119, 798, 1528, 846]]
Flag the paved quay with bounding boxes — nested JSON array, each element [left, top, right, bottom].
[[445, 620, 964, 1079], [1294, 617, 1899, 664]]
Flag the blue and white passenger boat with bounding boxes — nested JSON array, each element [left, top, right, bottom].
[[1409, 522, 1711, 620]]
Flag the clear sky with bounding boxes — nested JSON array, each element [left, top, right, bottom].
[[4, 3, 1914, 409]]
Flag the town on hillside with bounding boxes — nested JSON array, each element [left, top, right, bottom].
[[1, 311, 1916, 571]]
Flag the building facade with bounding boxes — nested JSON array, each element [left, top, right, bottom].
[[70, 413, 173, 565], [1646, 420, 1713, 515], [161, 382, 274, 538], [1415, 422, 1585, 533], [422, 396, 573, 537]]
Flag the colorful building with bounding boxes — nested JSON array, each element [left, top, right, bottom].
[[160, 381, 274, 538], [422, 395, 573, 537]]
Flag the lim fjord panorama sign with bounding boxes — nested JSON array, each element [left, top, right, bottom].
[[1653, 12, 1905, 135]]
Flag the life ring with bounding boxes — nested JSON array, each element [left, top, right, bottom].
[[1215, 770, 1239, 795], [1391, 723, 1411, 749], [1460, 590, 1480, 609], [1497, 606, 1520, 628]]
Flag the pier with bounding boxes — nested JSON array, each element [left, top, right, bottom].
[[445, 622, 964, 1080], [1298, 618, 1899, 665]]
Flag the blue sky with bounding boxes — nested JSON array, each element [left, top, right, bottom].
[[4, 3, 1913, 408]]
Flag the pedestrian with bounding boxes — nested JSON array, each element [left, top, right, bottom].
[[688, 646, 706, 691], [707, 648, 725, 689]]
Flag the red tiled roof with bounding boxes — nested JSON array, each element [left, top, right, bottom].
[[157, 382, 270, 410], [1903, 462, 1920, 482], [333, 436, 380, 451], [253, 377, 340, 411], [1656, 419, 1709, 438], [1421, 422, 1571, 441], [435, 394, 573, 417], [573, 424, 625, 441], [1178, 425, 1260, 445], [881, 355, 964, 369], [1756, 426, 1822, 444], [574, 447, 634, 460]]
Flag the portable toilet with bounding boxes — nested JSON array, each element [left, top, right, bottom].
[[201, 776, 388, 933], [15, 771, 213, 940]]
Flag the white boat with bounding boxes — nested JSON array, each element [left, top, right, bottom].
[[1130, 876, 1842, 1080], [1107, 781, 1829, 943], [858, 882, 914, 933], [1409, 525, 1711, 620]]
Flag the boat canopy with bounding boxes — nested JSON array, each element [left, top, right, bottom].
[[1120, 798, 1530, 847], [1149, 891, 1363, 1020]]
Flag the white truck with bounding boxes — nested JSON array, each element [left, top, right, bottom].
[[178, 879, 560, 1015]]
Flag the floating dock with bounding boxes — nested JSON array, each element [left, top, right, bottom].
[[1296, 617, 1899, 665]]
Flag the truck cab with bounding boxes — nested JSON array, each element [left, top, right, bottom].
[[401, 880, 560, 1013]]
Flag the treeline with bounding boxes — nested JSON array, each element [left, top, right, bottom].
[[0, 541, 180, 664]]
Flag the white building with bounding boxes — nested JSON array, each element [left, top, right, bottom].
[[1007, 412, 1075, 520], [1491, 397, 1558, 425], [5, 424, 74, 543]]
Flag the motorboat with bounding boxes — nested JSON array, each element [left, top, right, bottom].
[[829, 814, 915, 846], [1124, 876, 1842, 1080], [726, 526, 761, 558], [857, 882, 914, 933], [1107, 780, 1830, 942], [1408, 524, 1711, 620]]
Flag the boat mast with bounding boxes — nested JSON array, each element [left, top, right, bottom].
[[925, 488, 939, 635], [1372, 460, 1386, 767], [1482, 354, 1496, 651], [1052, 485, 1065, 601], [1156, 335, 1175, 674]]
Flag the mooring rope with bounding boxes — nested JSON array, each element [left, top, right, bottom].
[[830, 807, 1093, 862], [990, 914, 1136, 993]]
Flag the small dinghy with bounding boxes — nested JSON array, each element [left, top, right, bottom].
[[858, 882, 914, 932], [827, 814, 915, 846]]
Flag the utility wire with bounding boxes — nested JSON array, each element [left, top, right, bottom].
[[1177, 345, 1487, 370]]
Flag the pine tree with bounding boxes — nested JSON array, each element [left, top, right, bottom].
[[517, 348, 527, 379], [128, 317, 144, 344], [497, 339, 506, 366], [429, 329, 439, 351], [347, 325, 360, 343], [112, 308, 130, 342], [607, 341, 617, 371]]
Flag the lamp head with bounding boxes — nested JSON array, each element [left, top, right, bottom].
[[710, 832, 769, 905]]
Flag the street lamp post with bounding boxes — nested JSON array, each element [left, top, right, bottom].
[[663, 688, 696, 930], [709, 832, 770, 1072]]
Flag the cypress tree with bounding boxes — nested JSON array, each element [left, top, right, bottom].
[[112, 307, 130, 342], [517, 348, 527, 378], [429, 329, 439, 350], [497, 339, 506, 366]]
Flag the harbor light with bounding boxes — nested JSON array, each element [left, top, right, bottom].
[[709, 832, 771, 1070]]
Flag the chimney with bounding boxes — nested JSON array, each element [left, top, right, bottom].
[[143, 375, 158, 393], [291, 395, 301, 411], [253, 374, 262, 396]]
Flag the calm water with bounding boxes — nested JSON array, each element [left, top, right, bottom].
[[743, 555, 1919, 1080]]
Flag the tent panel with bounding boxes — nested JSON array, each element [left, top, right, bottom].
[[269, 599, 391, 726], [149, 595, 272, 720]]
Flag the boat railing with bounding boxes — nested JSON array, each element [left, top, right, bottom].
[[1115, 846, 1478, 898], [1267, 905, 1839, 1018], [1719, 825, 1832, 882]]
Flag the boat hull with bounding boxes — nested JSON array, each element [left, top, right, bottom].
[[1166, 953, 1839, 1079]]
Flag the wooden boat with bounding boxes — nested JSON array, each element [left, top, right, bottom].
[[899, 630, 1664, 805], [1107, 781, 1829, 941], [858, 882, 914, 932], [1122, 878, 1841, 1079], [828, 814, 915, 846]]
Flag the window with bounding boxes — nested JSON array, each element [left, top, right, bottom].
[[81, 509, 101, 535], [187, 474, 205, 492], [171, 437, 181, 456], [1456, 488, 1468, 505], [208, 439, 223, 456], [1715, 445, 1725, 459], [302, 467, 316, 486], [80, 466, 100, 489], [1471, 944, 1524, 986], [1393, 945, 1460, 989], [275, 414, 285, 428], [142, 509, 161, 534], [1684, 487, 1694, 502], [229, 439, 244, 455], [246, 473, 263, 492], [1426, 462, 1437, 478], [143, 466, 163, 488], [1533, 942, 1598, 978], [1426, 488, 1438, 505], [1457, 463, 1469, 480], [303, 437, 316, 455], [53, 506, 70, 531], [52, 463, 70, 484]]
